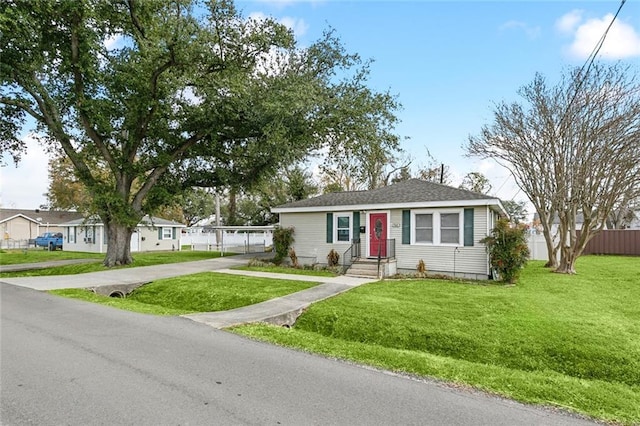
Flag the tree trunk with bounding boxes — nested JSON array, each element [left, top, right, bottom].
[[104, 221, 134, 267], [227, 188, 238, 226], [541, 225, 558, 268], [556, 247, 578, 274]]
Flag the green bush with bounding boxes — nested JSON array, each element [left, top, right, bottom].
[[273, 226, 295, 265], [481, 219, 529, 284]]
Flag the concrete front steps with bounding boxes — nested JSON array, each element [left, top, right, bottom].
[[345, 258, 397, 278]]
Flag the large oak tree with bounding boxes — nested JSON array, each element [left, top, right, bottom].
[[1, 0, 400, 266]]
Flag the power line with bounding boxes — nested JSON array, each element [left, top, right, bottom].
[[559, 0, 627, 130]]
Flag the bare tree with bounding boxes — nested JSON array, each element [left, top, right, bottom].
[[459, 172, 492, 194], [467, 63, 640, 273], [414, 149, 453, 185]]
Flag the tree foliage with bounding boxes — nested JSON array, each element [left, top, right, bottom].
[[179, 188, 216, 227], [221, 165, 318, 225], [1, 0, 400, 266], [459, 172, 492, 194], [272, 226, 294, 265], [46, 153, 93, 212], [501, 200, 528, 225], [481, 219, 529, 284], [318, 70, 405, 191], [467, 63, 640, 274]]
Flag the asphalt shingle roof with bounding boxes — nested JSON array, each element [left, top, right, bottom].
[[274, 179, 498, 210], [0, 208, 84, 224], [60, 215, 185, 227]]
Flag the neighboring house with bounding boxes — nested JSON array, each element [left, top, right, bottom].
[[60, 216, 186, 253], [272, 179, 507, 280], [0, 208, 84, 248]]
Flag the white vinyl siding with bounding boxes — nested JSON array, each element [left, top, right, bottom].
[[395, 208, 489, 278], [280, 207, 492, 277], [280, 212, 347, 265]]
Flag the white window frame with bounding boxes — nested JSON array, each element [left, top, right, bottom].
[[414, 212, 434, 244], [334, 213, 352, 244], [440, 212, 461, 245], [68, 226, 76, 244], [162, 227, 173, 240], [84, 226, 94, 244], [411, 209, 463, 246]]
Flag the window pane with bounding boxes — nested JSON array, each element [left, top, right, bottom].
[[416, 214, 432, 228], [416, 229, 433, 243], [441, 229, 459, 244], [163, 227, 172, 239], [337, 229, 350, 241], [337, 216, 350, 229], [441, 213, 459, 227]]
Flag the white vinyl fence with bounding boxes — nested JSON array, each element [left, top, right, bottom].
[[526, 233, 560, 262], [181, 226, 274, 254]]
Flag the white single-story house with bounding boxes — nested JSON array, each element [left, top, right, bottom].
[[0, 209, 84, 249], [271, 179, 507, 280], [60, 216, 186, 253]]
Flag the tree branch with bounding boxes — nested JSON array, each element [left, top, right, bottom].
[[131, 132, 205, 211], [69, 12, 117, 174], [0, 97, 44, 122]]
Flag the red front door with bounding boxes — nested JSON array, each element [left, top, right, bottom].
[[369, 212, 388, 257]]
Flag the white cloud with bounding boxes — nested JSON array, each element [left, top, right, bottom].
[[555, 10, 583, 34], [279, 16, 309, 38], [500, 20, 541, 39], [560, 12, 640, 59], [253, 0, 324, 9], [0, 134, 51, 209]]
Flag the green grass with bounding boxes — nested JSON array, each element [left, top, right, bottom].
[[0, 250, 231, 277], [233, 256, 640, 424], [0, 249, 103, 265], [50, 272, 317, 315], [235, 265, 337, 277]]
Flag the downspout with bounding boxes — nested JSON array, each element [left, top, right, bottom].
[[486, 204, 491, 278]]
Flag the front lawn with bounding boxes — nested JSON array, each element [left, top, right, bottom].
[[0, 249, 103, 265], [0, 250, 231, 277], [50, 272, 317, 315], [233, 256, 640, 424], [235, 265, 338, 277]]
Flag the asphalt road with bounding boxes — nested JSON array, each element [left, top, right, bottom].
[[1, 284, 596, 426]]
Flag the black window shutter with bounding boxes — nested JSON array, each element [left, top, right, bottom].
[[464, 208, 474, 246], [158, 227, 162, 240], [326, 213, 333, 243], [402, 210, 410, 244]]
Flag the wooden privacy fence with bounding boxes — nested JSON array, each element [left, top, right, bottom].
[[577, 230, 640, 256]]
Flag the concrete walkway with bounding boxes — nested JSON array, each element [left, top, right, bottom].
[[0, 255, 375, 329], [183, 269, 374, 328]]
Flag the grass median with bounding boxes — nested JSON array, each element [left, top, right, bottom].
[[50, 272, 317, 315], [233, 255, 640, 425], [0, 250, 232, 277]]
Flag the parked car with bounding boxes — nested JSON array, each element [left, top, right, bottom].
[[35, 232, 64, 250]]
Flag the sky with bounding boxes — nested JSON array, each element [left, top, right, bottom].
[[1, 0, 639, 216]]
